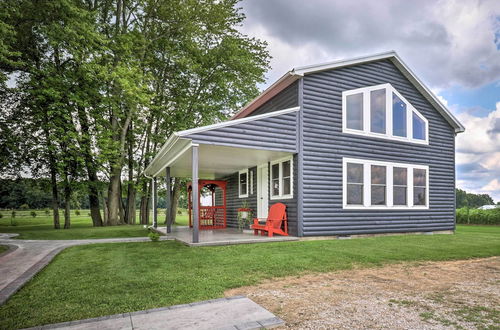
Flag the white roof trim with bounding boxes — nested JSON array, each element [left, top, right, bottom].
[[178, 106, 300, 137]]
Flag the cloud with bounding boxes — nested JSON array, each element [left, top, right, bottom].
[[240, 0, 500, 90], [455, 102, 500, 201]]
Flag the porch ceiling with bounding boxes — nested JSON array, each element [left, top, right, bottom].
[[151, 141, 293, 179]]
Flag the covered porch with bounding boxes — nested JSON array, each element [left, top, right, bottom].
[[145, 139, 295, 244]]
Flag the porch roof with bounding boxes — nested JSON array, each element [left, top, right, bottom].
[[145, 140, 293, 179]]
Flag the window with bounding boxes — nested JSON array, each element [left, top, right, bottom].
[[346, 163, 364, 205], [371, 165, 386, 205], [270, 156, 293, 199], [392, 93, 407, 137], [238, 169, 248, 198], [342, 83, 428, 144], [343, 158, 428, 209], [413, 112, 426, 140], [370, 89, 386, 134], [413, 168, 426, 206], [393, 167, 407, 206], [346, 93, 364, 130]]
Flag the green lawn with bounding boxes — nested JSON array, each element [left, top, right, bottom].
[[0, 245, 8, 254], [0, 210, 189, 240], [0, 225, 499, 329]]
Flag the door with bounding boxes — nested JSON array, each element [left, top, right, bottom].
[[257, 163, 269, 219]]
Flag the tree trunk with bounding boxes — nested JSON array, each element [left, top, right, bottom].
[[63, 175, 71, 229], [107, 167, 122, 225], [139, 180, 150, 225], [49, 162, 60, 229], [125, 122, 136, 224], [76, 106, 103, 227], [165, 178, 181, 225], [102, 193, 109, 225]]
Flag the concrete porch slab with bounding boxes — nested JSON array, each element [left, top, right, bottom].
[[26, 296, 284, 330], [154, 226, 298, 246]]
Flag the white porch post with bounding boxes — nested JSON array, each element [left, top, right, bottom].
[[165, 167, 172, 233], [152, 177, 158, 228], [192, 144, 199, 243]]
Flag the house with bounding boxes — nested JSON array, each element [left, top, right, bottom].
[[144, 51, 465, 242], [478, 205, 499, 210]]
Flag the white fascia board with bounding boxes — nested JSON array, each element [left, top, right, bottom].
[[230, 72, 302, 119], [292, 50, 464, 133], [390, 54, 465, 133], [177, 106, 300, 137], [292, 51, 397, 75]]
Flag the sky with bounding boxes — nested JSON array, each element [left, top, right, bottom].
[[239, 0, 500, 202]]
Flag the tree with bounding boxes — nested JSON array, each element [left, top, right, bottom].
[[456, 188, 495, 208]]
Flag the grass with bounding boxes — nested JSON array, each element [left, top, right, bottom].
[[0, 245, 8, 254], [0, 210, 189, 240], [0, 225, 499, 329]]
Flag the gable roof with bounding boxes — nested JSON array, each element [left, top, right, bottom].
[[232, 51, 465, 133]]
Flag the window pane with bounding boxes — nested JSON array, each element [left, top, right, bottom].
[[413, 187, 426, 205], [393, 93, 407, 137], [393, 167, 407, 186], [282, 160, 291, 178], [239, 172, 247, 195], [393, 186, 407, 205], [371, 186, 386, 205], [370, 89, 386, 134], [347, 163, 363, 183], [413, 112, 426, 140], [413, 168, 426, 187], [283, 177, 291, 195], [272, 179, 280, 196], [371, 165, 386, 184], [346, 93, 363, 130], [347, 184, 363, 204], [272, 163, 279, 180]]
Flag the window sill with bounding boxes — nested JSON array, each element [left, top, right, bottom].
[[343, 129, 429, 145], [270, 194, 293, 200], [343, 205, 429, 210]]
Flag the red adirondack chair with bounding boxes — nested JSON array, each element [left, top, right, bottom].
[[251, 203, 288, 237]]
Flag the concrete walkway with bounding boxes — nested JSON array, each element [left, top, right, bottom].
[[24, 296, 284, 330], [0, 233, 172, 305]]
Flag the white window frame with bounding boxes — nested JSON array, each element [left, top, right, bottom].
[[270, 156, 294, 200], [249, 170, 254, 195], [342, 157, 429, 210], [342, 83, 429, 145], [238, 169, 248, 198]]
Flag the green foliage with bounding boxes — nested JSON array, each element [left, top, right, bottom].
[[456, 207, 500, 225], [0, 225, 498, 329], [148, 231, 160, 242], [44, 209, 50, 216], [19, 204, 29, 210], [75, 210, 80, 216], [237, 200, 253, 231], [0, 213, 3, 219], [30, 211, 36, 218], [10, 211, 15, 218], [456, 188, 495, 208]]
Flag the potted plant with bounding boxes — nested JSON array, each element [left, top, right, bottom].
[[237, 201, 253, 232]]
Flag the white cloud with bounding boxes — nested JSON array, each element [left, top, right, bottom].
[[240, 0, 500, 90], [482, 179, 500, 192]]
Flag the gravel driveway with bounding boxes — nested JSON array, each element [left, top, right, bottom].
[[226, 257, 500, 329]]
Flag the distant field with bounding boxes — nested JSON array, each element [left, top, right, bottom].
[[0, 209, 189, 240]]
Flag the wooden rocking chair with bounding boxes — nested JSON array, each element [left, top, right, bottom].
[[251, 203, 288, 237]]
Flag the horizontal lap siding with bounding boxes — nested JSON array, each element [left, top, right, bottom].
[[224, 168, 257, 228], [249, 80, 299, 116], [186, 112, 298, 152], [223, 158, 298, 236], [302, 60, 456, 236]]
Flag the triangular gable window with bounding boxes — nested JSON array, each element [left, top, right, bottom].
[[342, 83, 429, 144]]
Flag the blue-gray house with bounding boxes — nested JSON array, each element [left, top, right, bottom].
[[145, 51, 465, 243]]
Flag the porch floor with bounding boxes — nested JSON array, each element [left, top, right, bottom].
[[155, 226, 298, 247]]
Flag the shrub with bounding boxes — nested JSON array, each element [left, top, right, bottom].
[[30, 211, 37, 218], [10, 211, 17, 226], [20, 204, 29, 210], [0, 213, 3, 219], [44, 209, 50, 216], [148, 232, 160, 242], [75, 210, 80, 216], [456, 207, 500, 225], [177, 209, 182, 215]]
